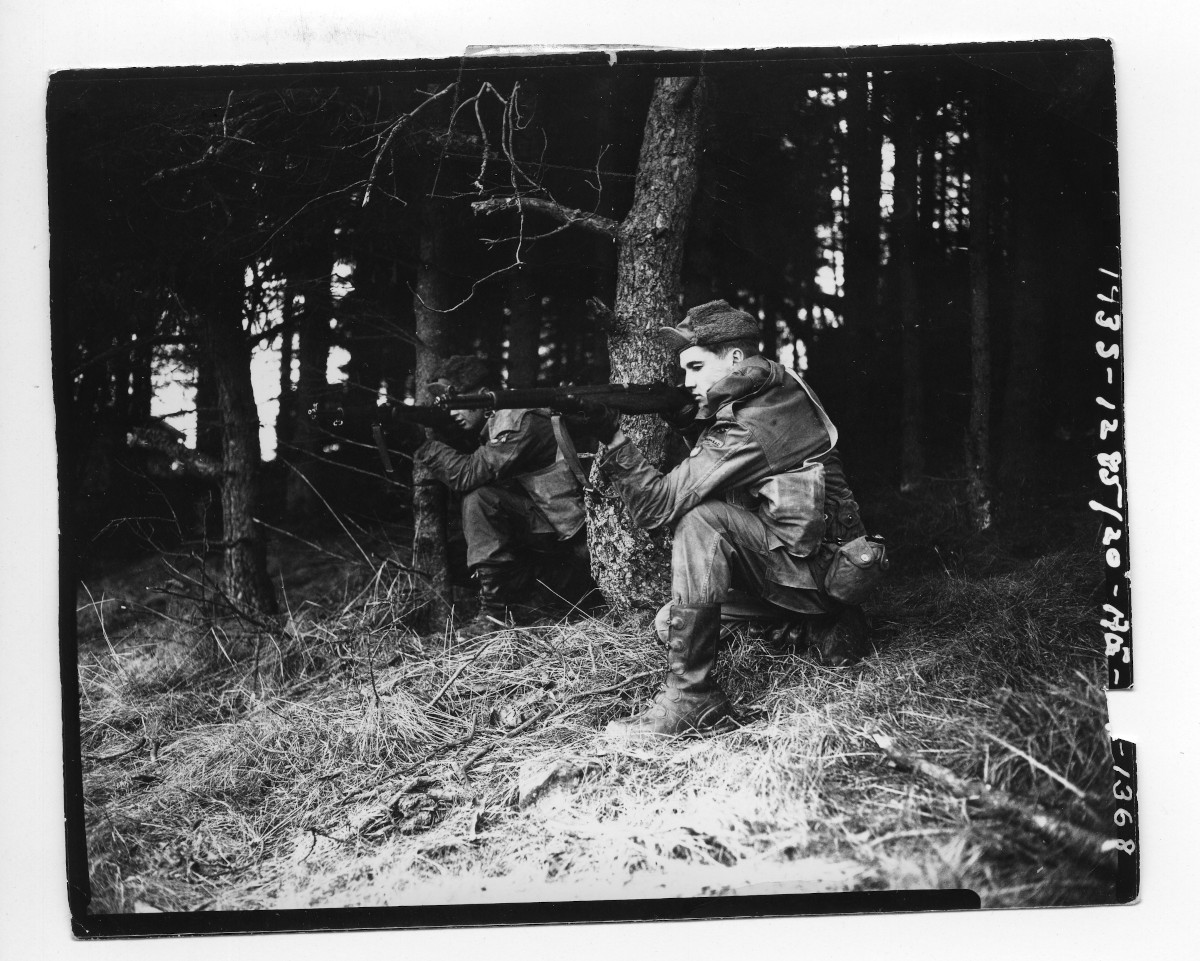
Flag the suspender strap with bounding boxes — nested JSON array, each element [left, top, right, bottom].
[[551, 414, 593, 492], [783, 368, 839, 459]]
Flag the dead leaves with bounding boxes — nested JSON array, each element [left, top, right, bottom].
[[352, 776, 462, 839]]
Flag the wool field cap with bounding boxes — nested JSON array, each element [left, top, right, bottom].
[[658, 300, 759, 354], [431, 355, 493, 391]]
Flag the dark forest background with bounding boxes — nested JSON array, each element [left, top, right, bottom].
[[49, 42, 1119, 619]]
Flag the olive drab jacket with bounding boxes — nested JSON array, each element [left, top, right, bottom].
[[415, 408, 586, 539], [597, 356, 866, 555]]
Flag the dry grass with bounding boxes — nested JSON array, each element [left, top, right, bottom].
[[75, 507, 1119, 916]]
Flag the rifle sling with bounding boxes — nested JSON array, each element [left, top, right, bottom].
[[551, 415, 593, 493], [371, 423, 396, 477]]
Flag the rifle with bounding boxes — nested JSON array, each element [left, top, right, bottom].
[[308, 398, 476, 483], [429, 382, 694, 416], [376, 401, 474, 441], [428, 382, 696, 489], [310, 398, 471, 444]]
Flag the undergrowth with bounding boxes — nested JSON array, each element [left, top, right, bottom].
[[74, 492, 1119, 914]]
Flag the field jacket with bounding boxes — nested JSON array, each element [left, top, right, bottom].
[[596, 356, 865, 559], [415, 408, 586, 539]]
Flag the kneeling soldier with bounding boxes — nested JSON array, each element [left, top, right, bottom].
[[592, 301, 887, 738], [414, 356, 597, 640]]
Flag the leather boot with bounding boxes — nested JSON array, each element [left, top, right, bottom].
[[605, 604, 734, 739], [765, 606, 872, 666], [807, 605, 872, 666], [455, 564, 537, 641]]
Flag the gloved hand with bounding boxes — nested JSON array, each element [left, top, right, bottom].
[[569, 401, 621, 444], [660, 398, 699, 430]]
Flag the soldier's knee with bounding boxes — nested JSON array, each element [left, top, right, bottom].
[[676, 499, 725, 534], [462, 484, 503, 518], [674, 501, 736, 554]]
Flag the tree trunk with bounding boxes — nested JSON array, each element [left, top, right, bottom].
[[890, 83, 926, 492], [965, 88, 993, 531], [411, 197, 454, 627], [588, 75, 706, 612], [204, 259, 277, 616], [275, 279, 296, 452], [842, 69, 884, 428], [506, 264, 539, 388], [284, 235, 335, 515], [998, 112, 1050, 490], [194, 353, 222, 460], [129, 306, 154, 422]]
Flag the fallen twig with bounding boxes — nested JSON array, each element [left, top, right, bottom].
[[867, 730, 1113, 865], [83, 737, 146, 763], [425, 637, 503, 710], [981, 731, 1090, 801]]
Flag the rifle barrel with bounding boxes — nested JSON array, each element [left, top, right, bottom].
[[437, 383, 692, 414]]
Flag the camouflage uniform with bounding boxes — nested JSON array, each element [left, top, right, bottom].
[[416, 407, 592, 634]]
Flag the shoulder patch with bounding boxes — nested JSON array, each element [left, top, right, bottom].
[[699, 421, 735, 450]]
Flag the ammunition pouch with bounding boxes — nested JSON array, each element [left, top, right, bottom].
[[824, 494, 867, 543], [823, 535, 890, 605], [515, 459, 586, 540]]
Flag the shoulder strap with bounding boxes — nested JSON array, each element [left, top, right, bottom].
[[550, 414, 593, 492], [783, 368, 839, 458]]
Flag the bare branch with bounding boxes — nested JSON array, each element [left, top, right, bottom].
[[586, 296, 616, 330], [471, 196, 618, 238], [143, 92, 274, 185], [868, 730, 1114, 865], [70, 335, 192, 377], [362, 83, 458, 207]]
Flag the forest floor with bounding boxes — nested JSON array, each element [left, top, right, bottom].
[[72, 480, 1123, 919]]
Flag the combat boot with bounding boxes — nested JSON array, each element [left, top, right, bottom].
[[605, 604, 734, 739], [807, 605, 872, 666], [455, 565, 538, 642], [764, 605, 872, 666]]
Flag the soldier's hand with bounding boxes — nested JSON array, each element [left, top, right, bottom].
[[660, 398, 699, 430], [570, 401, 621, 444]]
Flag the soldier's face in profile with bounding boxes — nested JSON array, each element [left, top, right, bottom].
[[680, 345, 741, 405], [453, 407, 488, 433]]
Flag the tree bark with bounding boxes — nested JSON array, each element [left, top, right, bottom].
[[275, 278, 296, 452], [204, 259, 277, 616], [966, 88, 994, 531], [588, 75, 706, 612], [411, 197, 454, 627], [890, 83, 926, 492], [194, 352, 222, 460]]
